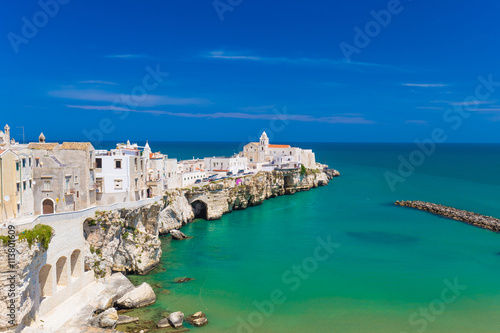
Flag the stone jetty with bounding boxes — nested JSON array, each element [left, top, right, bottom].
[[395, 200, 500, 232]]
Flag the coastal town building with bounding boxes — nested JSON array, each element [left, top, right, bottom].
[[204, 155, 248, 174], [240, 131, 316, 170], [95, 141, 148, 204], [28, 134, 97, 215], [164, 158, 179, 189]]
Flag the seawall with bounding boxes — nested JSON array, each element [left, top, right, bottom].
[[395, 200, 500, 232]]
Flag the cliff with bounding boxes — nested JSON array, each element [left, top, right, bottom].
[[85, 168, 339, 276], [83, 204, 163, 277]]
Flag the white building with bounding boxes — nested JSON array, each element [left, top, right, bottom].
[[204, 155, 247, 174], [240, 132, 316, 170], [95, 141, 148, 204]]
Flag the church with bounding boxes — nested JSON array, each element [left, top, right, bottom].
[[240, 132, 317, 170]]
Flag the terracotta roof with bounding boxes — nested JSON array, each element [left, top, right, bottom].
[[248, 142, 259, 145], [27, 143, 59, 150], [269, 144, 291, 148], [60, 142, 93, 150]]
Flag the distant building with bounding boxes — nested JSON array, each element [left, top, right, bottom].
[[240, 132, 316, 170], [94, 141, 148, 204], [29, 135, 97, 215], [204, 155, 247, 174]]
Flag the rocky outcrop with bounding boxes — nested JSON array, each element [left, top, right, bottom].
[[83, 204, 163, 276], [115, 282, 156, 309], [158, 190, 195, 234], [0, 239, 49, 332], [186, 311, 208, 327], [89, 308, 118, 328], [84, 168, 338, 276], [170, 229, 188, 240], [395, 200, 500, 232], [177, 168, 337, 220]]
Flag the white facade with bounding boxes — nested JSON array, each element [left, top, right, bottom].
[[204, 155, 247, 174], [240, 132, 316, 169], [179, 171, 207, 187], [95, 141, 148, 204]]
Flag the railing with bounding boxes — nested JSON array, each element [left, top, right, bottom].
[[2, 195, 162, 232]]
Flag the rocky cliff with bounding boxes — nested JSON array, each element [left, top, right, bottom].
[[83, 204, 163, 277], [85, 168, 339, 276]]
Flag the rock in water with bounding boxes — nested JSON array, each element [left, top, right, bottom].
[[186, 311, 208, 327], [157, 317, 171, 328], [167, 311, 185, 328], [116, 282, 156, 308], [170, 229, 188, 240], [174, 277, 195, 283]]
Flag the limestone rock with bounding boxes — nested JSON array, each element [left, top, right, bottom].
[[167, 311, 184, 328], [90, 307, 118, 328], [93, 290, 116, 314], [159, 191, 195, 234], [83, 203, 163, 276], [116, 282, 156, 309], [170, 229, 188, 240], [186, 311, 208, 327], [157, 317, 171, 328], [117, 315, 139, 325]]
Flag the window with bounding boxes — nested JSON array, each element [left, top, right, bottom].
[[135, 158, 138, 171], [29, 180, 32, 188], [135, 178, 138, 188], [115, 160, 122, 169], [43, 180, 51, 191], [22, 159, 26, 167], [74, 175, 78, 184], [16, 162, 19, 171], [65, 178, 70, 191], [96, 158, 102, 168], [16, 183, 20, 192], [36, 159, 40, 167], [23, 181, 26, 190], [29, 158, 31, 166], [114, 179, 123, 189]]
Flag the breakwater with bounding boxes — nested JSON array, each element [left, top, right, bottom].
[[395, 200, 500, 232]]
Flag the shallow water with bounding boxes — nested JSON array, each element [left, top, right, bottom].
[[122, 143, 500, 332]]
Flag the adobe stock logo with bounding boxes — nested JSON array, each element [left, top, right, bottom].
[[7, 0, 71, 54]]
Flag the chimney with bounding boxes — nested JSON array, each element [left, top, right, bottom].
[[39, 132, 46, 143]]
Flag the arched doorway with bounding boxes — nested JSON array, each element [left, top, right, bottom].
[[191, 200, 208, 219], [56, 256, 68, 286], [70, 250, 82, 278], [39, 264, 53, 298], [42, 199, 54, 215]]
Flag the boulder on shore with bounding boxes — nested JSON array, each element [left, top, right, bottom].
[[115, 282, 156, 309], [186, 311, 208, 327], [167, 311, 184, 328], [89, 307, 118, 328], [170, 229, 188, 240], [157, 317, 171, 328]]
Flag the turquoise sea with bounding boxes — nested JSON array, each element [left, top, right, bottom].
[[113, 142, 500, 333]]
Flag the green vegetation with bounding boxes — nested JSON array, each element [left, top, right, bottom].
[[123, 231, 129, 239], [300, 164, 307, 176], [0, 235, 11, 245], [87, 219, 97, 226], [90, 245, 95, 254], [18, 224, 54, 250], [95, 248, 102, 256]]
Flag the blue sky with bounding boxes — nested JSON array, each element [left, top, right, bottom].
[[2, 0, 500, 143]]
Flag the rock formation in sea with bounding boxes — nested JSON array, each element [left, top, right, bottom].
[[395, 200, 500, 232], [84, 168, 339, 277]]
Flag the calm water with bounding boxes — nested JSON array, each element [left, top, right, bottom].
[[118, 142, 500, 333]]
